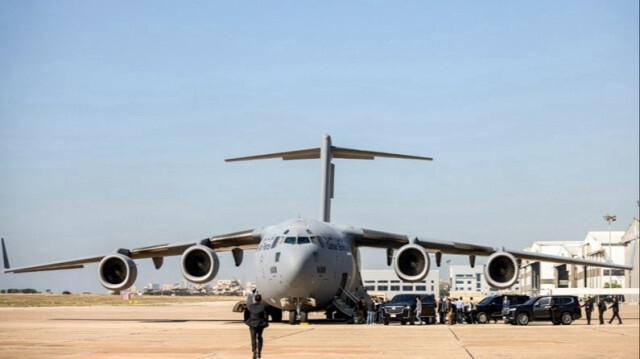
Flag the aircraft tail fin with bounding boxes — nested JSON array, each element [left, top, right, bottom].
[[2, 238, 10, 270], [226, 135, 432, 222]]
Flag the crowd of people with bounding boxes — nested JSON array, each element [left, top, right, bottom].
[[351, 294, 625, 326], [436, 296, 478, 325]]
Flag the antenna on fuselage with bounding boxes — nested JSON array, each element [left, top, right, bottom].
[[225, 134, 433, 223]]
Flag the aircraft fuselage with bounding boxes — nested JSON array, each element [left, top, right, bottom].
[[253, 218, 359, 312]]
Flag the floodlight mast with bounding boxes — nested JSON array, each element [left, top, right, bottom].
[[603, 214, 617, 288]]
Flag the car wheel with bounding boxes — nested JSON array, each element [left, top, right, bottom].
[[383, 318, 389, 325], [516, 313, 529, 326], [561, 312, 573, 325], [476, 312, 488, 324], [401, 320, 406, 325]]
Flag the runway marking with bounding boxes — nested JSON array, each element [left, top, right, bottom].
[[588, 327, 627, 336], [448, 327, 476, 359]]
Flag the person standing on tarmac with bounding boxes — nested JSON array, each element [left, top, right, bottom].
[[469, 297, 477, 324], [437, 298, 446, 324], [415, 296, 423, 325], [597, 296, 607, 324], [580, 295, 594, 325], [245, 294, 269, 359], [549, 297, 558, 324], [608, 296, 622, 324]]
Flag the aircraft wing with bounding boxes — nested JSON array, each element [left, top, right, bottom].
[[350, 228, 632, 270], [3, 229, 262, 274]]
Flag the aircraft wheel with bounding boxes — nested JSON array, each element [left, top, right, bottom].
[[300, 311, 308, 322], [270, 308, 282, 322], [288, 311, 296, 325]]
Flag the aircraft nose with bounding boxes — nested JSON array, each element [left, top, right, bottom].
[[280, 246, 318, 296]]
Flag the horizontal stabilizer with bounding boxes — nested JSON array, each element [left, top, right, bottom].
[[226, 146, 432, 162]]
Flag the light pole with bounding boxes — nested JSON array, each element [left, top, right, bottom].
[[446, 259, 452, 292], [603, 214, 616, 288]]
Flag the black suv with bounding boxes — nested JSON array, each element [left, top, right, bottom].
[[505, 295, 582, 326], [383, 294, 436, 325], [472, 295, 530, 324]]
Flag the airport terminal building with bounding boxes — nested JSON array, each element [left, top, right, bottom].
[[518, 217, 639, 302], [361, 269, 439, 300]]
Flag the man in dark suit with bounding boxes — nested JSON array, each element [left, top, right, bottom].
[[245, 294, 269, 359], [597, 297, 607, 324], [580, 295, 594, 325], [608, 296, 622, 324]]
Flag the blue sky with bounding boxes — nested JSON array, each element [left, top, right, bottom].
[[1, 1, 638, 293]]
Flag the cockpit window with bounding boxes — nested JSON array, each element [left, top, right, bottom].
[[284, 236, 296, 244], [310, 236, 323, 248], [297, 237, 310, 244]]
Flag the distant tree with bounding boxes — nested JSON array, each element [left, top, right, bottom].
[[62, 291, 71, 295], [0, 289, 5, 294], [439, 287, 450, 298], [21, 288, 38, 294]]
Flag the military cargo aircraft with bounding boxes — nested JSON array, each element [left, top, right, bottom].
[[2, 135, 632, 324]]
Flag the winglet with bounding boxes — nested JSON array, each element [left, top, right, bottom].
[[2, 238, 10, 270]]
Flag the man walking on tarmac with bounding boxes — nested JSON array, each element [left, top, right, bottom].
[[581, 295, 594, 325], [597, 296, 607, 324]]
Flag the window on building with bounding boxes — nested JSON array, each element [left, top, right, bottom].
[[402, 285, 413, 291], [378, 285, 388, 291], [391, 285, 400, 291], [416, 285, 426, 291]]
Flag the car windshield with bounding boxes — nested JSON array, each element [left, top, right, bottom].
[[389, 294, 415, 304], [479, 296, 495, 305], [523, 297, 541, 306]]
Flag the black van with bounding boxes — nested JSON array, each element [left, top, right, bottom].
[[473, 295, 530, 324], [382, 294, 437, 325], [505, 295, 582, 325]]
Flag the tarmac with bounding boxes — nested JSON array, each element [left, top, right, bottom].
[[0, 300, 638, 359]]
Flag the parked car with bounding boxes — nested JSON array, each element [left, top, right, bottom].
[[472, 295, 530, 324], [505, 295, 582, 326], [382, 294, 436, 325]]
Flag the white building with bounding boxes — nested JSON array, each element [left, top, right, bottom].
[[519, 241, 582, 296], [575, 231, 625, 289], [361, 269, 439, 300], [621, 218, 639, 290], [449, 264, 520, 296]]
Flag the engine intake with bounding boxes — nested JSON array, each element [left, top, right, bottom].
[[181, 245, 219, 284], [393, 244, 430, 282], [484, 252, 519, 289], [98, 254, 138, 291]]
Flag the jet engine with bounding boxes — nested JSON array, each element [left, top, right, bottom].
[[181, 245, 220, 284], [484, 251, 519, 289], [393, 244, 430, 282], [98, 254, 138, 291]]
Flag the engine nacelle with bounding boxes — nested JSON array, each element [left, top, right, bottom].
[[181, 245, 220, 284], [484, 251, 519, 289], [393, 244, 430, 282], [98, 254, 138, 291]]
